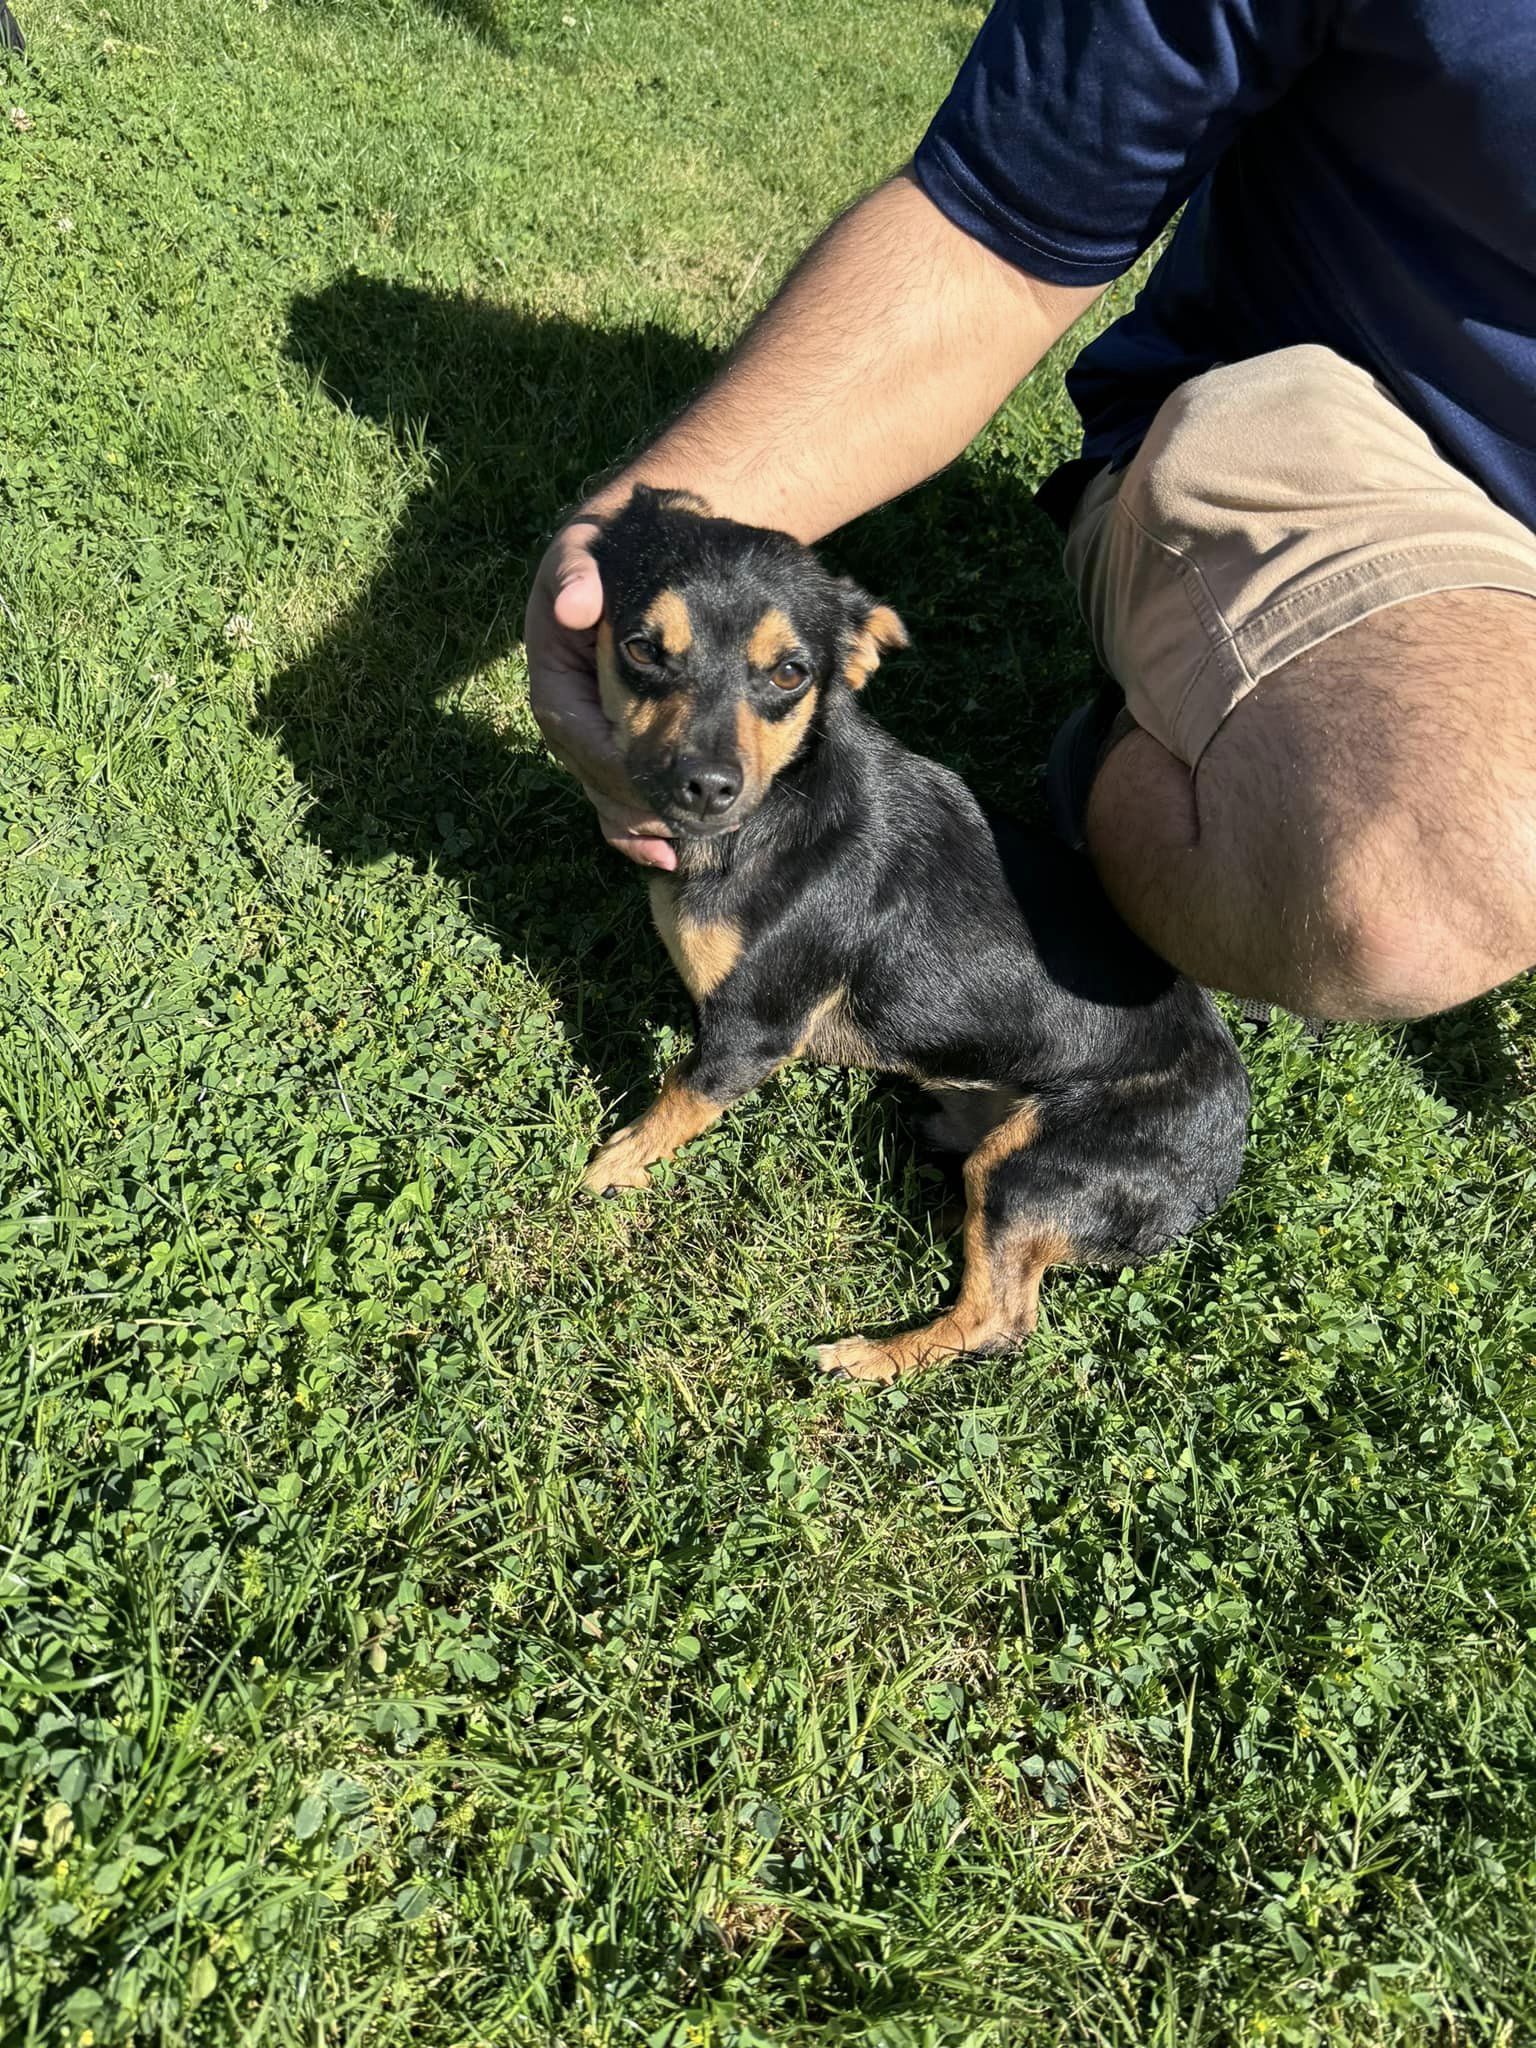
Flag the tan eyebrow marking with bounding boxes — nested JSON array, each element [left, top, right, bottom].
[[746, 607, 797, 670], [643, 588, 694, 657]]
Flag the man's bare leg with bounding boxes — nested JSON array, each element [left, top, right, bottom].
[[1085, 591, 1536, 1022]]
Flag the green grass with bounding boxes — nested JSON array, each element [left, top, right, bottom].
[[2, 2, 1535, 2042]]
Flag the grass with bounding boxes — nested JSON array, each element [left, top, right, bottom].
[[2, 1, 1535, 2042]]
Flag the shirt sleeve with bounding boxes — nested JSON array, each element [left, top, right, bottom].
[[913, 0, 1333, 285]]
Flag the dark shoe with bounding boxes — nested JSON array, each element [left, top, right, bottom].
[[1233, 995, 1332, 1041], [1048, 700, 1332, 1039], [0, 5, 23, 53], [1045, 683, 1134, 851]]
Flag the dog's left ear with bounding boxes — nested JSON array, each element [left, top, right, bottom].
[[836, 580, 910, 690]]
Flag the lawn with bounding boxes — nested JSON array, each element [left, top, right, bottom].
[[3, 2, 1536, 2042]]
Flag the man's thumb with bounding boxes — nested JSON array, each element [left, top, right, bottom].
[[550, 530, 604, 632]]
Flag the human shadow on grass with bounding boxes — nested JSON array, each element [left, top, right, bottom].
[[266, 273, 1092, 1118]]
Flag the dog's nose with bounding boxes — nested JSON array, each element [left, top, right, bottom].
[[674, 759, 742, 818]]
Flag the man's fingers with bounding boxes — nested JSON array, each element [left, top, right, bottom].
[[528, 645, 637, 805], [527, 512, 677, 868], [549, 523, 605, 633]]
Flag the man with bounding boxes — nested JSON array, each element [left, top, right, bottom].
[[524, 0, 1536, 1023]]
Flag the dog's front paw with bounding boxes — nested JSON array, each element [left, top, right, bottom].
[[580, 1131, 654, 1198], [812, 1334, 902, 1385]]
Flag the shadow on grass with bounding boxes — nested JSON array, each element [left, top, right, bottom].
[[1399, 996, 1525, 1120], [425, 0, 512, 47], [288, 0, 516, 55], [265, 272, 1090, 1104]]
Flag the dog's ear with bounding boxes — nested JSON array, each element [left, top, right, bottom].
[[593, 483, 711, 537], [837, 579, 909, 690], [627, 481, 711, 517]]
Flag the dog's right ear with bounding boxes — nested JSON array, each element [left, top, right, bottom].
[[837, 579, 910, 690]]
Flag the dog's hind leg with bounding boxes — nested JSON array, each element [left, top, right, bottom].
[[919, 1081, 1028, 1156], [814, 1098, 1076, 1384]]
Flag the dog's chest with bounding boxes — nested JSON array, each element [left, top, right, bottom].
[[647, 874, 877, 1068], [648, 876, 743, 1000]]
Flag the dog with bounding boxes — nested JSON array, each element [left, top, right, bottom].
[[579, 487, 1249, 1382]]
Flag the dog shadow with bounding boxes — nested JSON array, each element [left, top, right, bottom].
[[265, 273, 1091, 1109]]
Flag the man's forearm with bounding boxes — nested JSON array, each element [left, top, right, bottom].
[[581, 170, 1105, 541]]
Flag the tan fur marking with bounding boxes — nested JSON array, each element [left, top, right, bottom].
[[628, 691, 689, 747], [966, 1098, 1042, 1181], [596, 620, 631, 747], [844, 603, 910, 690], [746, 607, 797, 670], [644, 588, 694, 658], [648, 878, 742, 999], [815, 1098, 1074, 1382], [680, 921, 743, 999], [793, 986, 877, 1067], [648, 877, 687, 984], [580, 1070, 725, 1195], [735, 689, 818, 801], [599, 622, 689, 753]]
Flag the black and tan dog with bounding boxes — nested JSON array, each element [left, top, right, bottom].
[[580, 487, 1249, 1382]]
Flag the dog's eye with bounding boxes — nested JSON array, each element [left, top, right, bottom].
[[770, 658, 810, 691], [622, 635, 663, 670]]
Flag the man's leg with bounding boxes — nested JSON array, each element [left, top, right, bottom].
[[1086, 589, 1536, 1021]]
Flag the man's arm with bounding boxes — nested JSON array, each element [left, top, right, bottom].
[[524, 169, 1105, 869]]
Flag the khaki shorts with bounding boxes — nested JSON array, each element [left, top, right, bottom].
[[1063, 343, 1536, 766]]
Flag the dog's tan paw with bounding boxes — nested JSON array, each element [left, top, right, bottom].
[[812, 1334, 902, 1385]]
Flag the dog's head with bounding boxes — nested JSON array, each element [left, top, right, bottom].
[[589, 486, 907, 838]]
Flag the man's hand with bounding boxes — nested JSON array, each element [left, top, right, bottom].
[[524, 518, 678, 871]]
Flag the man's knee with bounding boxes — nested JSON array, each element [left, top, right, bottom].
[[1193, 601, 1536, 1017], [1293, 880, 1477, 1022], [1087, 593, 1536, 1020]]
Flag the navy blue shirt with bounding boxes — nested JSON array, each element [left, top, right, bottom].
[[913, 0, 1536, 532]]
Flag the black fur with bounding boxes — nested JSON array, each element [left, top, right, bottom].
[[586, 488, 1249, 1367]]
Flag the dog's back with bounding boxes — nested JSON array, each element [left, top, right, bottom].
[[767, 699, 1251, 1249]]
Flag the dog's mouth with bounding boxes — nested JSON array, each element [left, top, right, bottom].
[[661, 809, 748, 840]]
